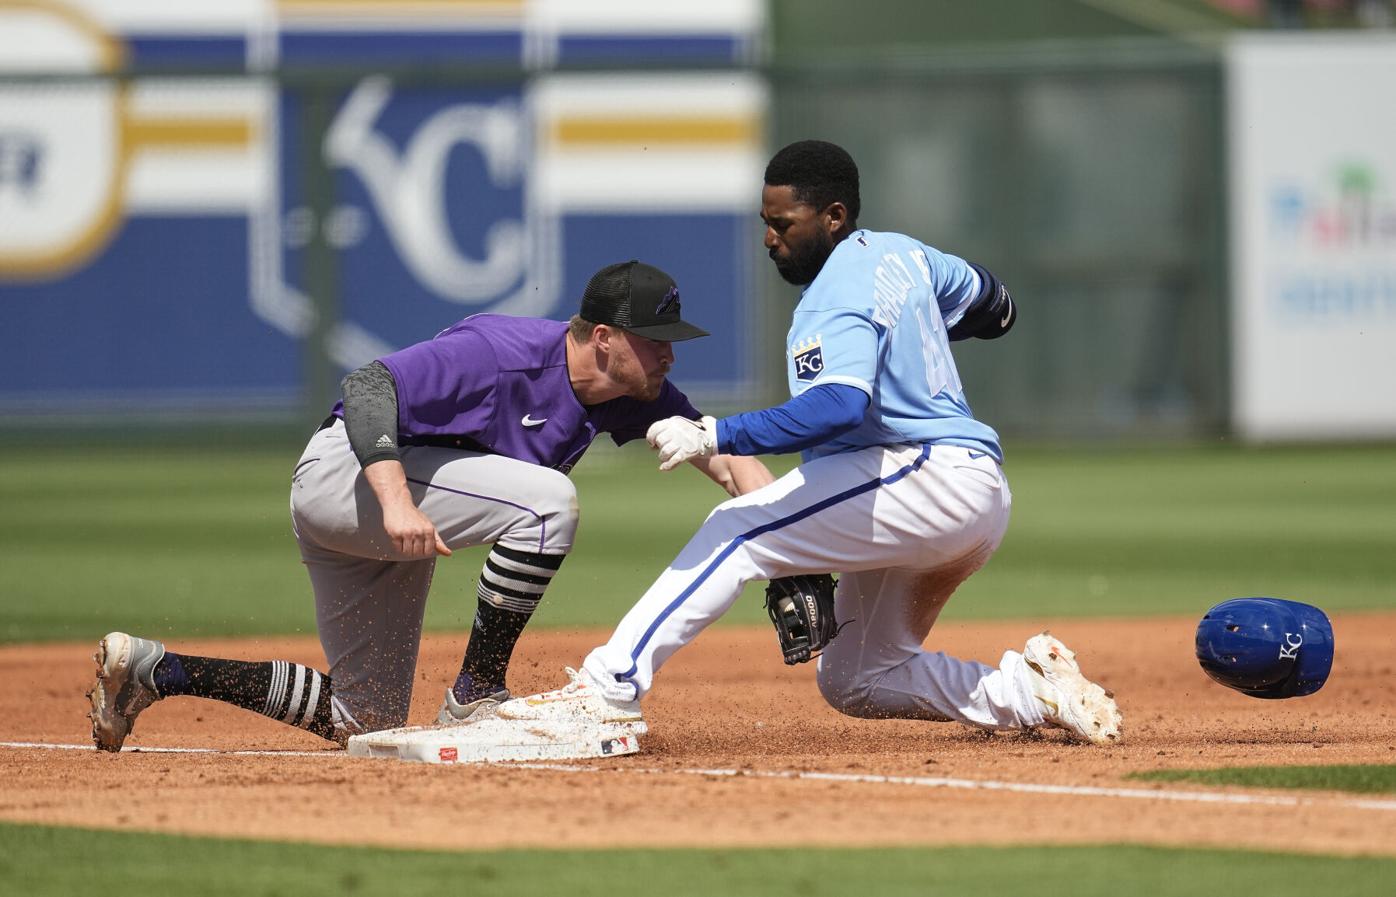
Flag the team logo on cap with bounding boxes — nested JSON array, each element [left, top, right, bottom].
[[655, 285, 681, 316], [792, 335, 824, 382]]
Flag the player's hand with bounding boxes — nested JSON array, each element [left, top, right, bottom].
[[382, 502, 452, 559], [362, 459, 450, 559], [646, 415, 718, 471]]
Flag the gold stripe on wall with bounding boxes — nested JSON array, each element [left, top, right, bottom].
[[552, 116, 759, 147], [123, 119, 257, 150]]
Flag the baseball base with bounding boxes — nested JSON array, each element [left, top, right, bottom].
[[346, 717, 641, 764]]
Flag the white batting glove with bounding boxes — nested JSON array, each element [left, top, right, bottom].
[[646, 415, 718, 471]]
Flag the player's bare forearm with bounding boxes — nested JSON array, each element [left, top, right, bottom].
[[362, 460, 451, 558], [361, 458, 411, 508], [690, 453, 775, 497], [724, 454, 776, 494]]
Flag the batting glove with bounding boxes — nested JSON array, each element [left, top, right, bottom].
[[646, 415, 718, 471]]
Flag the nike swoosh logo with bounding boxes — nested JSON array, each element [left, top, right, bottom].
[[521, 414, 547, 428], [967, 451, 989, 460], [1000, 304, 1013, 328]]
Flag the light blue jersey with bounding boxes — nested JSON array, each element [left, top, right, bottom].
[[787, 229, 1002, 462]]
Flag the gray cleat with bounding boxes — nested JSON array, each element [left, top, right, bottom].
[[88, 632, 166, 752], [436, 686, 510, 725]]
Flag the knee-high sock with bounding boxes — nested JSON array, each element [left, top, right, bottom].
[[155, 654, 337, 741], [454, 545, 565, 699]]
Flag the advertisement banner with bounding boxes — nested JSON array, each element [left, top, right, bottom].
[[1228, 35, 1396, 441], [0, 1, 766, 418]]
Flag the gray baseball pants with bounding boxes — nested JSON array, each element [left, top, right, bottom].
[[289, 420, 578, 736]]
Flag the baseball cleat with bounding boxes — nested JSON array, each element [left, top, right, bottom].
[[88, 632, 166, 753], [1022, 632, 1123, 746], [494, 667, 646, 735], [436, 686, 510, 726]]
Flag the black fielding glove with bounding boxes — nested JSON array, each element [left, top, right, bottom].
[[764, 574, 840, 665]]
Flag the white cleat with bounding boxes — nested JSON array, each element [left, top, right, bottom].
[[1022, 632, 1123, 746], [436, 687, 509, 726], [88, 632, 166, 753], [494, 667, 646, 735]]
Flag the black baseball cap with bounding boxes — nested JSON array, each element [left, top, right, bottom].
[[578, 260, 709, 342]]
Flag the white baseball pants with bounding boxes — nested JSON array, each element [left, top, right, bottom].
[[583, 443, 1047, 731]]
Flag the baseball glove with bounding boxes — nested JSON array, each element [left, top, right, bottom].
[[764, 574, 840, 665]]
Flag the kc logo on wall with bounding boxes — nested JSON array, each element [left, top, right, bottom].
[[325, 78, 542, 313], [0, 0, 766, 416]]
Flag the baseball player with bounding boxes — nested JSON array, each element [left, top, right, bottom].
[[88, 260, 773, 751], [496, 141, 1123, 745]]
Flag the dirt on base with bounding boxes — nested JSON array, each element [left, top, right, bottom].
[[3, 615, 1394, 856]]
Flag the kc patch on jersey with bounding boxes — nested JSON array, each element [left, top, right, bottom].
[[791, 335, 824, 382]]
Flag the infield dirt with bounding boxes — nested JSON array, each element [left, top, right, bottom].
[[3, 615, 1394, 855]]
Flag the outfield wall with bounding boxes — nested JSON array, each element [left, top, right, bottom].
[[0, 0, 768, 421], [3, 4, 1393, 442]]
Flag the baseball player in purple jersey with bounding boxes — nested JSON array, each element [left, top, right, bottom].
[[88, 261, 773, 750], [495, 141, 1124, 745]]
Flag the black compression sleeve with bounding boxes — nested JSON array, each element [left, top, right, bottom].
[[341, 360, 401, 468], [947, 262, 1015, 341]]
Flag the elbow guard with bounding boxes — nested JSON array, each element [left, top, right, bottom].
[[948, 262, 1015, 342], [341, 361, 402, 468]]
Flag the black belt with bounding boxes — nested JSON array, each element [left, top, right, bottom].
[[316, 415, 487, 455], [404, 433, 492, 453]]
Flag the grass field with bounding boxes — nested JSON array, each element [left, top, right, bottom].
[[1131, 765, 1396, 794], [2, 441, 1393, 643], [3, 823, 1393, 897], [4, 440, 1394, 891]]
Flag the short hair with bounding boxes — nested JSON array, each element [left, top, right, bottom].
[[568, 314, 597, 342], [764, 140, 860, 224]]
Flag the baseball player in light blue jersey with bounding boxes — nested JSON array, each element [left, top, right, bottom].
[[499, 140, 1123, 745]]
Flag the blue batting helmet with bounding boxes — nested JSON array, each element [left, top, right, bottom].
[[1195, 598, 1334, 699]]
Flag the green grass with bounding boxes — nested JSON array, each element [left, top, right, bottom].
[[1130, 764, 1396, 795], [2, 823, 1393, 897], [980, 443, 1396, 620], [2, 442, 1394, 643]]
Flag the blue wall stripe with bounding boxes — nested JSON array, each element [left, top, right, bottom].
[[280, 31, 523, 65], [115, 32, 749, 71], [126, 35, 248, 68]]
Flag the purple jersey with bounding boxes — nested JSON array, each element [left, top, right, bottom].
[[345, 315, 699, 473]]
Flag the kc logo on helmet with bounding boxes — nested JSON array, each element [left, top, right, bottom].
[[792, 335, 824, 382], [1278, 631, 1303, 661]]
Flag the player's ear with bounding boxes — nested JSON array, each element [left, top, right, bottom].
[[823, 201, 850, 236], [592, 323, 615, 353]]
